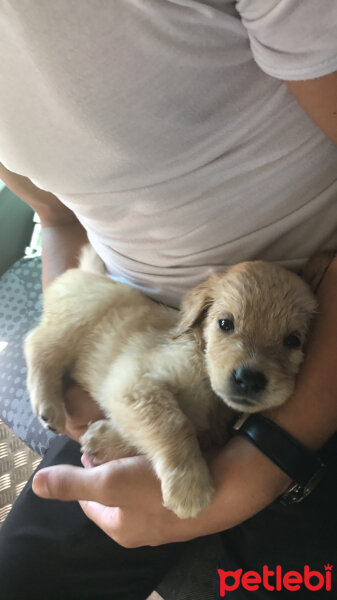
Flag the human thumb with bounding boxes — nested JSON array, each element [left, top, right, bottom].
[[32, 464, 102, 502]]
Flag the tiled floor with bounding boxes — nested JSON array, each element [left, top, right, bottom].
[[0, 418, 41, 525]]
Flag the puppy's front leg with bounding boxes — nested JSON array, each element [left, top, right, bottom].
[[110, 382, 214, 519], [24, 325, 69, 433]]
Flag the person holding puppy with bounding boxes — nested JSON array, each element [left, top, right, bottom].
[[0, 2, 337, 599]]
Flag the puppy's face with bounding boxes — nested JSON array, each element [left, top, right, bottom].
[[178, 262, 317, 413]]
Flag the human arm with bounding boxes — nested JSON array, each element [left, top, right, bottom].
[[269, 72, 337, 445], [0, 163, 104, 430], [0, 163, 88, 289]]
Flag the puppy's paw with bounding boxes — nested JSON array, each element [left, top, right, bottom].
[[37, 403, 65, 434], [81, 420, 135, 464], [161, 460, 214, 519], [28, 383, 66, 433]]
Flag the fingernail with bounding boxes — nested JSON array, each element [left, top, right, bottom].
[[32, 469, 50, 497]]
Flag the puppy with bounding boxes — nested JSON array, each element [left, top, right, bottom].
[[24, 249, 316, 518]]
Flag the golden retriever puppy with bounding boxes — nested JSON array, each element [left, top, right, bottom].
[[24, 249, 316, 519]]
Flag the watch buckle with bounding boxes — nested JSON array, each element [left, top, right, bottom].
[[280, 462, 326, 505]]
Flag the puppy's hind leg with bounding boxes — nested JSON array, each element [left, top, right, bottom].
[[110, 382, 214, 519], [81, 419, 137, 464]]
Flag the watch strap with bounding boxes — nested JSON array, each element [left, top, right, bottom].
[[234, 414, 321, 486]]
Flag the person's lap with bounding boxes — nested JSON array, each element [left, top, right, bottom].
[[1, 435, 336, 600], [0, 436, 185, 600]]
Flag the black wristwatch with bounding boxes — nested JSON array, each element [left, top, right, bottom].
[[233, 414, 329, 505]]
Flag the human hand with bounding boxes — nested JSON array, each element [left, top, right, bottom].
[[32, 453, 201, 547], [32, 436, 291, 547]]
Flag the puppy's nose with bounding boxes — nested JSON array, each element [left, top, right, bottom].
[[232, 367, 267, 396]]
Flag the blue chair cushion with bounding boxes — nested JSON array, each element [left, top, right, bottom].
[[0, 256, 55, 455]]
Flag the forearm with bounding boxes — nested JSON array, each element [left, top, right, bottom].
[[40, 222, 88, 290]]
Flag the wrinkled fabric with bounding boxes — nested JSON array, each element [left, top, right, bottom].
[[1, 1, 337, 306]]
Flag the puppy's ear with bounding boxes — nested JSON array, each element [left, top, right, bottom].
[[175, 274, 219, 336]]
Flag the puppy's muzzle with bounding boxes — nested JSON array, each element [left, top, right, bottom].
[[230, 367, 268, 405]]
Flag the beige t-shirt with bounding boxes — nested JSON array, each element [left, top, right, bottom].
[[1, 0, 337, 306]]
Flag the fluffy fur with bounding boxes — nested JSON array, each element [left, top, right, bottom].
[[24, 248, 317, 519]]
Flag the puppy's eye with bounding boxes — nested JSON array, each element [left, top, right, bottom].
[[218, 319, 235, 333], [284, 333, 301, 349]]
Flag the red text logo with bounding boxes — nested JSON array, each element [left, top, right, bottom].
[[218, 564, 333, 596]]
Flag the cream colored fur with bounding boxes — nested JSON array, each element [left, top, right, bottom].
[[24, 247, 317, 519]]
